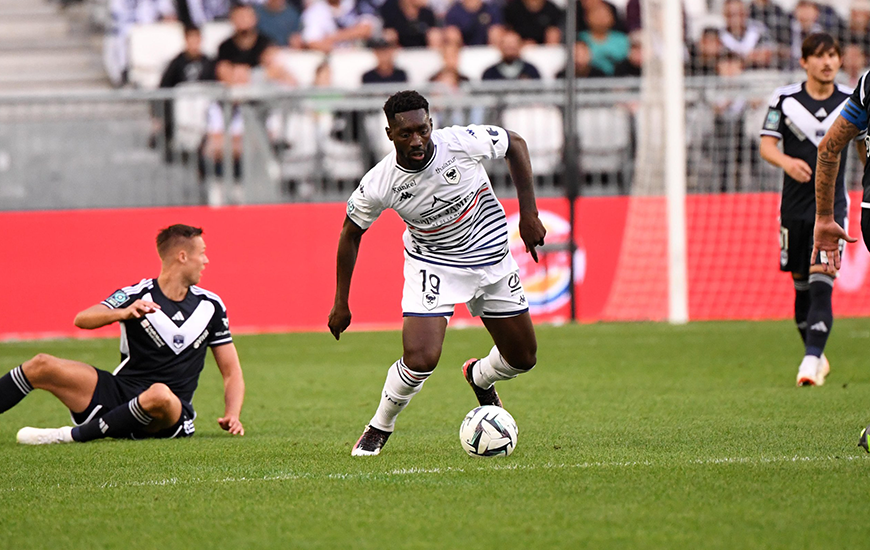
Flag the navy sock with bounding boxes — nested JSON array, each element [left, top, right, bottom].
[[71, 397, 153, 442], [794, 280, 810, 344], [805, 273, 834, 358], [0, 366, 33, 414]]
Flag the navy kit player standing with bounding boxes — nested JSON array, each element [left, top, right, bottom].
[[0, 224, 246, 444], [328, 90, 547, 456], [759, 33, 858, 387]]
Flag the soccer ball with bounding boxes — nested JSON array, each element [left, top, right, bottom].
[[459, 405, 518, 457]]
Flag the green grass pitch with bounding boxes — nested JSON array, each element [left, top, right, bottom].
[[2, 320, 870, 549]]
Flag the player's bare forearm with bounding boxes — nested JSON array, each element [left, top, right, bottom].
[[213, 343, 245, 434], [816, 117, 859, 217], [505, 130, 547, 261], [329, 217, 366, 338], [759, 136, 786, 168], [74, 300, 160, 329]]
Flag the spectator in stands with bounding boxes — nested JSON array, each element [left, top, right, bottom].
[[150, 25, 216, 156], [362, 38, 409, 83], [104, 0, 177, 86], [254, 0, 303, 47], [380, 0, 443, 48], [216, 4, 296, 86], [838, 0, 870, 57], [429, 44, 470, 86], [429, 45, 481, 125], [503, 0, 563, 45], [444, 0, 505, 47], [301, 0, 381, 52], [688, 27, 724, 76], [842, 42, 867, 86], [709, 52, 756, 191], [613, 30, 642, 76], [788, 1, 824, 68], [749, 0, 791, 53], [578, 2, 629, 75], [719, 0, 774, 68], [482, 30, 541, 80], [177, 0, 231, 28], [577, 0, 625, 34], [556, 41, 606, 78]]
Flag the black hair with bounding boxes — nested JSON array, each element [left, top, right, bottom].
[[383, 90, 429, 122], [802, 32, 841, 59]]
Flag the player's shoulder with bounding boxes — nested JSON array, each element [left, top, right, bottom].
[[358, 152, 398, 194], [836, 83, 854, 97], [189, 285, 227, 312], [768, 82, 803, 107], [121, 278, 155, 298]]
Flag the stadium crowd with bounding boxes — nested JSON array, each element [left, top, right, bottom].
[[106, 0, 870, 89]]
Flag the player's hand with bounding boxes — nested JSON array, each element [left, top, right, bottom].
[[519, 212, 547, 263], [120, 300, 160, 320], [812, 216, 857, 272], [218, 416, 245, 436], [328, 303, 352, 340], [783, 157, 812, 183]]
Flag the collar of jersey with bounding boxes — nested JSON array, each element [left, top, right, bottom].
[[395, 144, 437, 173]]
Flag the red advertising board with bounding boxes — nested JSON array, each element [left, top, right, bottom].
[[1, 192, 869, 340]]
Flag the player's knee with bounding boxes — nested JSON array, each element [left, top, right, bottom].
[[23, 353, 59, 382], [403, 347, 441, 372], [140, 383, 177, 414]]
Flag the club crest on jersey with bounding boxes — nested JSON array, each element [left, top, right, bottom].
[[443, 167, 461, 185], [173, 334, 185, 349], [423, 292, 439, 310]]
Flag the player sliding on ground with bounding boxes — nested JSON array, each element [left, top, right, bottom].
[[328, 90, 547, 456], [759, 33, 860, 387], [0, 224, 245, 444]]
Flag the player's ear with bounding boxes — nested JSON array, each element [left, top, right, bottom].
[[385, 126, 393, 142]]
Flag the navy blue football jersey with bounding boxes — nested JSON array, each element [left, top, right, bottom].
[[100, 278, 232, 404], [761, 81, 852, 221], [839, 71, 870, 207]]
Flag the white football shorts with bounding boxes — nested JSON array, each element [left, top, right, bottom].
[[401, 251, 529, 319]]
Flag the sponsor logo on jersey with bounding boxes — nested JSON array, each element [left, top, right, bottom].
[[815, 107, 828, 118], [140, 318, 166, 348], [435, 157, 456, 174], [465, 128, 476, 137], [486, 127, 499, 145], [106, 290, 129, 308], [392, 180, 418, 193], [507, 210, 586, 314], [399, 192, 414, 201], [443, 167, 461, 185], [172, 311, 185, 322], [193, 329, 209, 349]]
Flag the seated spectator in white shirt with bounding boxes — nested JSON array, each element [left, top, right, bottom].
[[301, 0, 382, 52], [719, 0, 774, 67]]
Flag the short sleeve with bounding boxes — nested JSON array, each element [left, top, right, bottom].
[[208, 302, 233, 347], [841, 75, 870, 132], [346, 172, 387, 230], [449, 124, 510, 161], [101, 288, 136, 309], [760, 93, 784, 139]]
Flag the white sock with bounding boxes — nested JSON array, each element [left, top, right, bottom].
[[473, 346, 530, 390], [369, 359, 433, 432]]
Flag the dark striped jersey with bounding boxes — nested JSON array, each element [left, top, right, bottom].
[[839, 71, 870, 206], [761, 81, 852, 221], [100, 278, 232, 404], [346, 124, 511, 268]]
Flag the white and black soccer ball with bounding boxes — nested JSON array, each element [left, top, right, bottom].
[[459, 405, 518, 457]]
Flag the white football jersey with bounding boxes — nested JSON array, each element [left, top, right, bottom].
[[347, 124, 511, 268]]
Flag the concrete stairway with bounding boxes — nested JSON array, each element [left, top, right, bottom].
[[0, 0, 110, 92]]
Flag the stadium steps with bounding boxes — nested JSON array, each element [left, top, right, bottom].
[[0, 1, 110, 92]]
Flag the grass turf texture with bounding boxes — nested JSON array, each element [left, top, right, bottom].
[[2, 320, 870, 549]]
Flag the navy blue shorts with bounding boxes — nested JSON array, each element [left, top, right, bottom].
[[70, 368, 196, 440], [780, 216, 846, 277]]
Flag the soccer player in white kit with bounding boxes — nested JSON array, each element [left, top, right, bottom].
[[328, 90, 547, 456]]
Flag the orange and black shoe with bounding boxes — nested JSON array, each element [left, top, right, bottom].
[[351, 425, 391, 456], [462, 358, 502, 408]]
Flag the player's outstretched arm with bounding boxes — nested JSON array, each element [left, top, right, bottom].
[[328, 216, 367, 340], [73, 300, 161, 330], [813, 117, 860, 270], [213, 343, 245, 436], [504, 130, 546, 262]]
